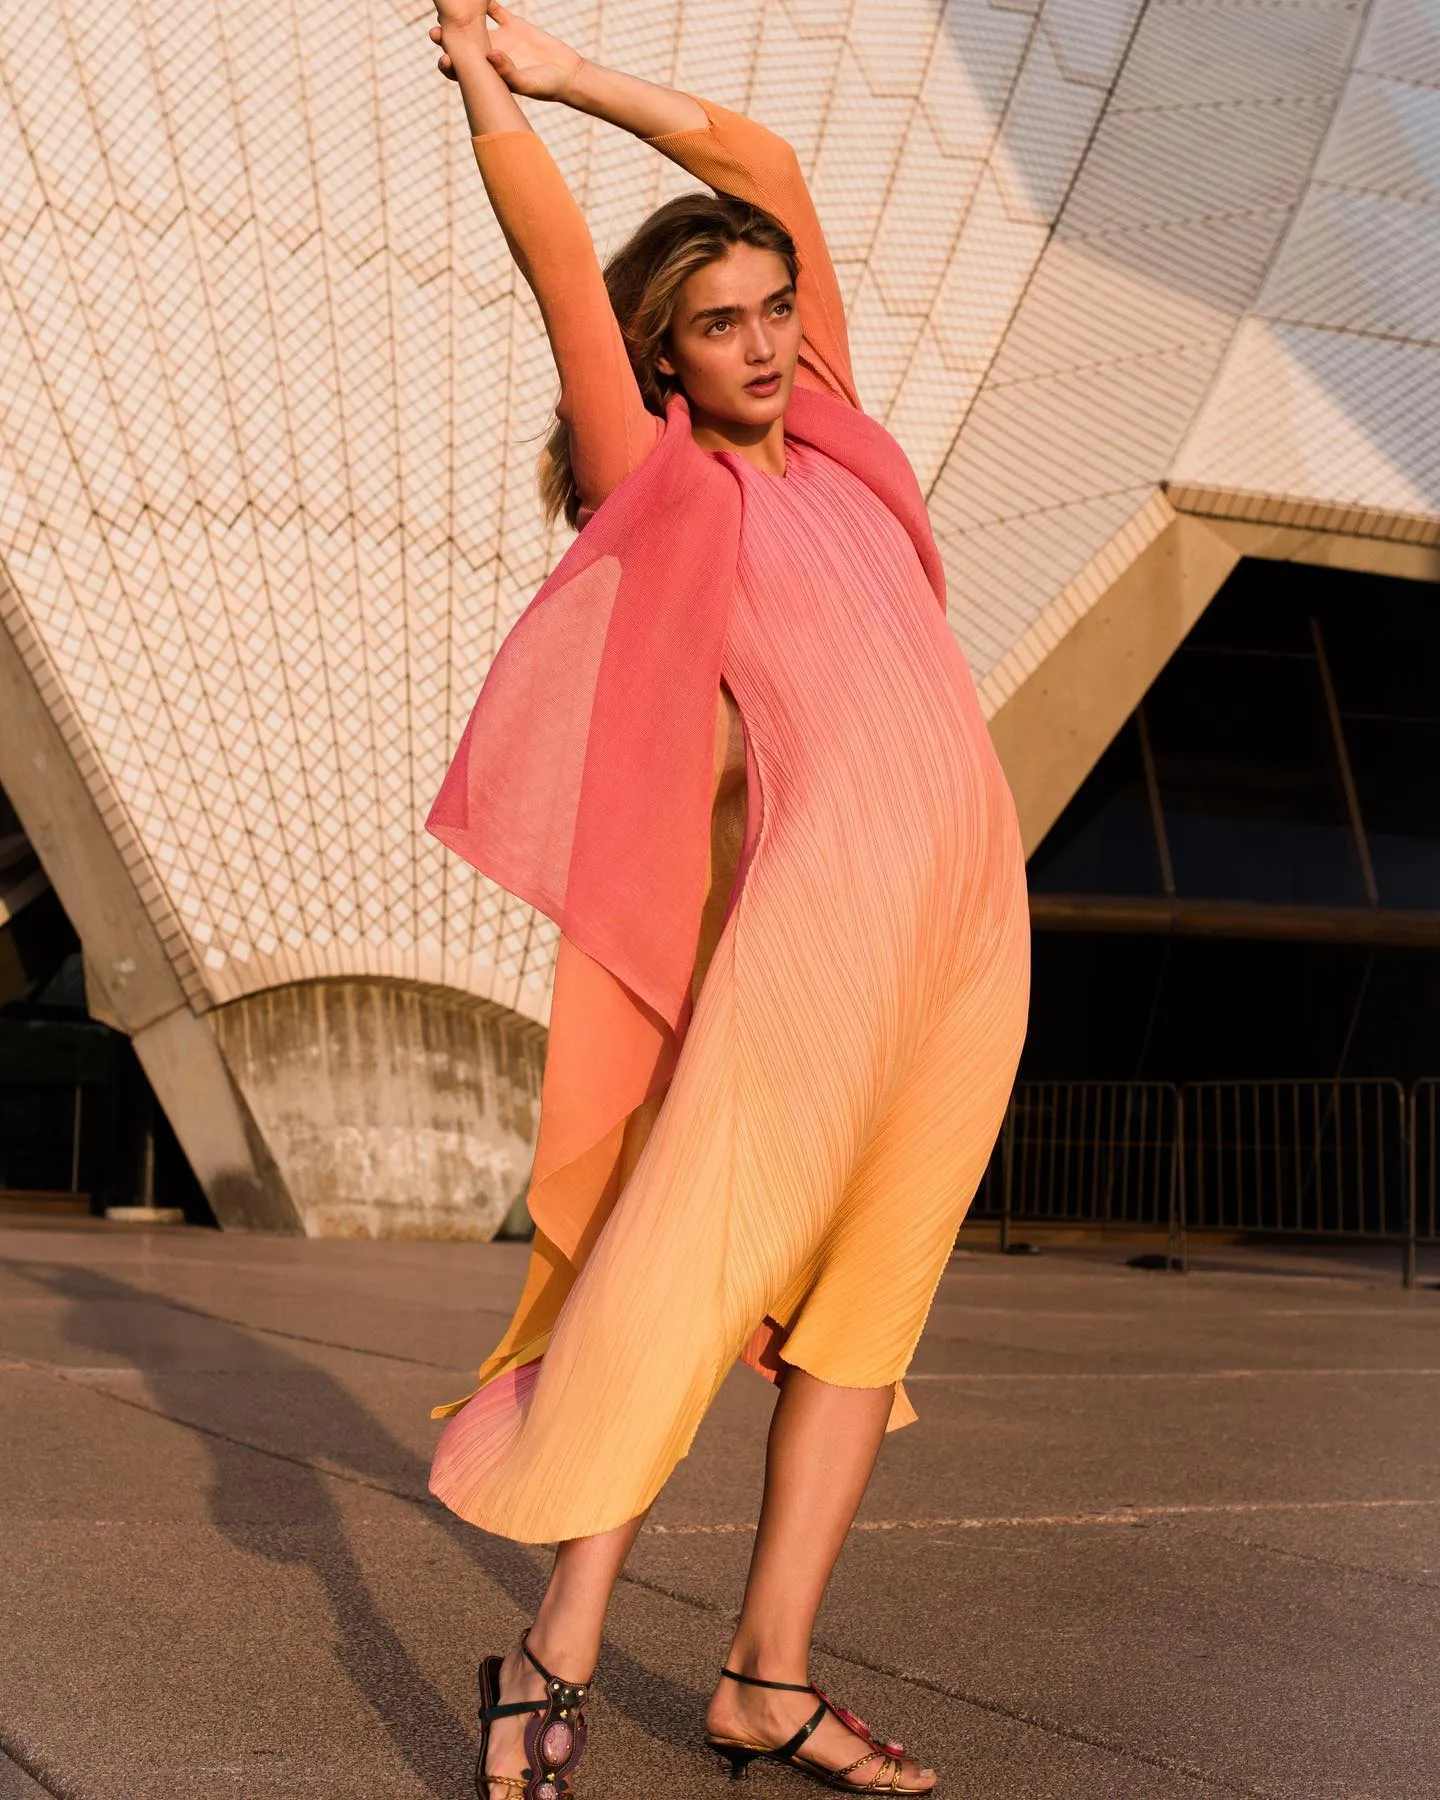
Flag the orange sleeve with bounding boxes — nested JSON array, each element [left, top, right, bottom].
[[645, 98, 859, 409], [472, 131, 661, 518]]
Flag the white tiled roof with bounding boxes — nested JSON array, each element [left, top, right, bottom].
[[0, 0, 1435, 1026], [1169, 1, 1440, 541]]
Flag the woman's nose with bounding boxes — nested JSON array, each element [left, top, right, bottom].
[[745, 322, 774, 361]]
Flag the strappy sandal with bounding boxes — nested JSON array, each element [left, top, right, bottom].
[[474, 1628, 592, 1800], [705, 1667, 933, 1792]]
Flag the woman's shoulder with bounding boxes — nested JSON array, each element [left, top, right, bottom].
[[572, 403, 691, 527]]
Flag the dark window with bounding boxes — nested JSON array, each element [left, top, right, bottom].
[[1145, 646, 1365, 906], [1318, 581, 1440, 723], [1183, 563, 1314, 653], [1021, 933, 1170, 1079], [1343, 948, 1440, 1081], [1017, 937, 1440, 1086], [1317, 576, 1440, 911], [1019, 560, 1440, 1095], [0, 1085, 80, 1192], [1344, 718, 1440, 909], [1027, 719, 1162, 897], [1137, 938, 1370, 1081]]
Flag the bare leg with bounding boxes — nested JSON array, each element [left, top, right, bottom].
[[482, 1512, 648, 1795], [705, 1368, 937, 1791]]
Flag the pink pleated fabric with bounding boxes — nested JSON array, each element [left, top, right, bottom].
[[429, 434, 1030, 1543]]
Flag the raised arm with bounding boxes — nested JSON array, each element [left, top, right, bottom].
[[471, 131, 659, 518], [431, 2, 859, 514], [433, 3, 660, 518]]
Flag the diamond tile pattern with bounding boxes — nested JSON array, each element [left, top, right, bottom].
[[0, 0, 1435, 1026], [1170, 0, 1440, 534]]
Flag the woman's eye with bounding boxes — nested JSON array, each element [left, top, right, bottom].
[[706, 320, 730, 336], [772, 302, 793, 318]]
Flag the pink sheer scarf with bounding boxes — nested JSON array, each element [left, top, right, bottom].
[[427, 384, 944, 1036]]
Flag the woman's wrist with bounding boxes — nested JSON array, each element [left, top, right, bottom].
[[443, 22, 531, 137], [441, 14, 493, 59], [556, 58, 613, 120], [554, 54, 589, 107]]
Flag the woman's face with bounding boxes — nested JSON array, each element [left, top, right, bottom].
[[656, 244, 802, 431]]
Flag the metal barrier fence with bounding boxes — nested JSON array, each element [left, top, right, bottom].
[[1180, 1079, 1408, 1269], [1411, 1081, 1440, 1286], [974, 1077, 1437, 1286], [974, 1082, 1180, 1259]]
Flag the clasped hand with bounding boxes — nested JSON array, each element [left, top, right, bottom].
[[431, 0, 584, 101]]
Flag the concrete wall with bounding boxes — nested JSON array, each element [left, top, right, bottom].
[[210, 979, 546, 1239]]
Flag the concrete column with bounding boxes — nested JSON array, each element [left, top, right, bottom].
[[0, 563, 302, 1233], [210, 979, 547, 1239]]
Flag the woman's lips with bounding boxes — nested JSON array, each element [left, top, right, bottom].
[[746, 372, 781, 395]]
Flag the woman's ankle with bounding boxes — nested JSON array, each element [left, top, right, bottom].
[[722, 1632, 813, 1687], [523, 1621, 600, 1684]]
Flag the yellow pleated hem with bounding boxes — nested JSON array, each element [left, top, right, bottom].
[[773, 1341, 919, 1432], [428, 1349, 734, 1545], [432, 1346, 917, 1433], [425, 1464, 664, 1548], [428, 1331, 554, 1422]]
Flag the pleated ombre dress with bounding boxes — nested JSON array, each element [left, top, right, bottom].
[[427, 98, 1030, 1545]]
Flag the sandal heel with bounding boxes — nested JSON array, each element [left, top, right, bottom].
[[712, 1744, 761, 1780]]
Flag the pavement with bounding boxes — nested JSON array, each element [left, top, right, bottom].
[[1, 1221, 1437, 1800]]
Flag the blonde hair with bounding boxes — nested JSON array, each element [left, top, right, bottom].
[[539, 192, 799, 529]]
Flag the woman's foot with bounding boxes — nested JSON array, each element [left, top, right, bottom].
[[479, 1641, 548, 1797], [480, 1632, 595, 1800], [705, 1677, 937, 1791]]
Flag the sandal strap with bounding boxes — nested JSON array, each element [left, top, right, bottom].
[[720, 1666, 817, 1695], [478, 1697, 545, 1723], [812, 1686, 908, 1758], [716, 1670, 920, 1789], [809, 1750, 908, 1793], [520, 1628, 593, 1701], [873, 1755, 915, 1794], [774, 1699, 830, 1763], [792, 1742, 882, 1785]]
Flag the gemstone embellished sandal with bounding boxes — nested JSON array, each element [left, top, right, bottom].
[[474, 1628, 592, 1800], [705, 1667, 932, 1793]]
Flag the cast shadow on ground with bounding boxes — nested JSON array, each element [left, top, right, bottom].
[[6, 1257, 722, 1798]]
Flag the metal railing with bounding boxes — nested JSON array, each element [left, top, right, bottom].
[[1410, 1081, 1440, 1287], [1180, 1078, 1408, 1258], [973, 1076, 1437, 1286], [974, 1081, 1180, 1258]]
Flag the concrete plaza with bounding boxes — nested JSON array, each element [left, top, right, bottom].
[[1, 1221, 1437, 1799]]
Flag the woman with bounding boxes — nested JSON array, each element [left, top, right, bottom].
[[424, 6, 1030, 1795]]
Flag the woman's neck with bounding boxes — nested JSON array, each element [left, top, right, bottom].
[[686, 410, 788, 477]]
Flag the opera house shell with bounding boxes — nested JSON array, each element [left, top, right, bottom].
[[1, 0, 1436, 1233]]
